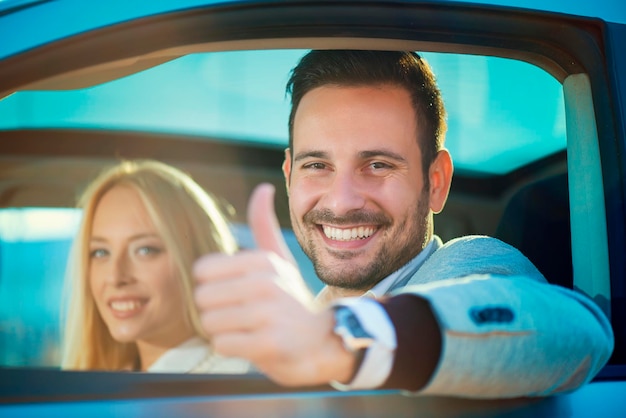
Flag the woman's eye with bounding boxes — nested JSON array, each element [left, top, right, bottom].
[[137, 246, 163, 257], [90, 248, 108, 259]]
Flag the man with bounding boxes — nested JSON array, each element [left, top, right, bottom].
[[194, 50, 613, 398]]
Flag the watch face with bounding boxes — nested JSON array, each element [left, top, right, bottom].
[[342, 309, 372, 338], [334, 307, 374, 350]]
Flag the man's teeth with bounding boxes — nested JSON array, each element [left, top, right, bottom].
[[323, 225, 375, 241], [110, 300, 143, 312]]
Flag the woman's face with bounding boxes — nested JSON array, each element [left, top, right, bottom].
[[88, 185, 194, 349]]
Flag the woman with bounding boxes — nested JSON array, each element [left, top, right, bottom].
[[62, 159, 249, 373]]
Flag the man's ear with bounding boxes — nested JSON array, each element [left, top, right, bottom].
[[428, 149, 453, 214], [282, 148, 292, 195]]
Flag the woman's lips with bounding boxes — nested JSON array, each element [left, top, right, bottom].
[[107, 298, 147, 319]]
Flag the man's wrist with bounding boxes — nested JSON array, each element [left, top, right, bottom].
[[331, 306, 373, 383], [322, 309, 359, 384], [329, 298, 397, 390]]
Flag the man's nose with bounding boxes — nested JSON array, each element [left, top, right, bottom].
[[319, 170, 366, 215]]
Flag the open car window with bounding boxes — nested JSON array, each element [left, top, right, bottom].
[[0, 48, 584, 370]]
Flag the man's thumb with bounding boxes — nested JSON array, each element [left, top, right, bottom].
[[247, 183, 297, 265]]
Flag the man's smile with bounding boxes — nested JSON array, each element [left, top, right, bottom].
[[321, 225, 377, 241]]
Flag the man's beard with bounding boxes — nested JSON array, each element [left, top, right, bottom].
[[293, 187, 431, 292]]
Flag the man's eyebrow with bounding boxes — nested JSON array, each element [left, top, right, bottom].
[[359, 149, 407, 163], [293, 150, 329, 162], [294, 149, 408, 163]]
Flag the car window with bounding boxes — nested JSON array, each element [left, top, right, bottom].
[[0, 208, 78, 367], [0, 50, 566, 176], [0, 48, 578, 371]]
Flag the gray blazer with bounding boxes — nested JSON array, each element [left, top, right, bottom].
[[391, 235, 614, 398]]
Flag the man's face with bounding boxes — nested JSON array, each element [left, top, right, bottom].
[[284, 84, 432, 291]]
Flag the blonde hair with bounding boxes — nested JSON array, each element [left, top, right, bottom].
[[61, 160, 238, 370]]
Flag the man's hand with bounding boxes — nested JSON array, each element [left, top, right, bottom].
[[193, 183, 355, 386]]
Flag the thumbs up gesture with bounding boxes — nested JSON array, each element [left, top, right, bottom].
[[194, 183, 355, 385]]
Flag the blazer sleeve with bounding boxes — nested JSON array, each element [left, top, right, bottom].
[[386, 236, 614, 398]]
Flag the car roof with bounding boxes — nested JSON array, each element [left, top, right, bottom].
[[0, 0, 625, 61]]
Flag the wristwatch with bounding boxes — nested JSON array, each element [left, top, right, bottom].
[[332, 305, 375, 382], [332, 305, 375, 353]]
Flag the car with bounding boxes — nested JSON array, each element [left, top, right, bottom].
[[0, 0, 625, 416]]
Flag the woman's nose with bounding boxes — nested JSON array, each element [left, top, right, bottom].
[[107, 252, 134, 286]]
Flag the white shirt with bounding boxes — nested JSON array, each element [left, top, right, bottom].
[[331, 238, 437, 390], [148, 336, 250, 374]]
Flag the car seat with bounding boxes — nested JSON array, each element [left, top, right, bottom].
[[494, 172, 573, 288]]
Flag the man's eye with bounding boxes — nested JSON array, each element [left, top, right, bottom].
[[303, 162, 326, 170], [90, 248, 108, 259], [370, 161, 392, 170]]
